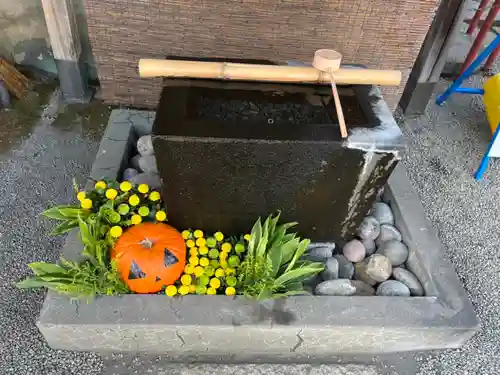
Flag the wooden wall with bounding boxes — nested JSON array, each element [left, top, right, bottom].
[[84, 0, 440, 110]]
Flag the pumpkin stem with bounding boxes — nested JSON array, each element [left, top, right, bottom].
[[140, 238, 154, 249]]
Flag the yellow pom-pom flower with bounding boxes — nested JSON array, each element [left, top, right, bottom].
[[193, 229, 204, 238], [194, 266, 205, 277], [198, 246, 209, 255], [210, 278, 221, 289], [226, 276, 237, 287], [244, 234, 251, 241], [181, 274, 192, 285], [138, 206, 150, 217], [106, 188, 118, 200], [165, 285, 177, 297], [77, 191, 86, 202], [118, 203, 130, 215], [189, 285, 197, 293], [214, 232, 224, 242], [221, 243, 232, 252], [182, 230, 191, 239], [186, 239, 195, 248], [215, 268, 225, 278], [196, 285, 207, 295], [95, 181, 107, 190], [204, 266, 215, 277], [120, 181, 132, 192], [225, 268, 236, 276], [225, 287, 236, 296], [184, 264, 194, 274], [155, 210, 167, 222], [138, 184, 149, 194], [210, 259, 219, 268], [131, 214, 142, 225], [81, 198, 93, 209], [208, 249, 219, 259], [129, 194, 140, 206], [178, 285, 190, 295], [206, 287, 217, 295], [206, 237, 217, 247], [220, 260, 228, 268], [109, 226, 123, 238], [149, 191, 161, 202], [219, 252, 227, 261], [189, 247, 198, 256], [195, 237, 206, 247], [199, 257, 209, 267], [189, 256, 199, 266]]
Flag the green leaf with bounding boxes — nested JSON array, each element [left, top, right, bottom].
[[273, 265, 323, 289], [256, 215, 271, 259], [78, 216, 91, 246], [277, 238, 301, 266], [284, 239, 310, 274], [28, 262, 68, 276], [16, 278, 54, 289], [42, 205, 82, 220], [271, 289, 309, 298], [248, 218, 262, 258], [50, 220, 78, 235], [267, 248, 282, 278]]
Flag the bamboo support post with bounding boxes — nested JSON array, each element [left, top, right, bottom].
[[138, 59, 402, 86]]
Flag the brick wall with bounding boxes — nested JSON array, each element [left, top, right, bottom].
[[84, 0, 439, 110]]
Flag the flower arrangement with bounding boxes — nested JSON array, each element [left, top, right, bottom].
[[17, 181, 323, 300], [16, 180, 167, 299]]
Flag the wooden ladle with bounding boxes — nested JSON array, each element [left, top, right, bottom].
[[313, 49, 348, 138]]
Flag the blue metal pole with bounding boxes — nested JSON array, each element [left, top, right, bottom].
[[454, 87, 485, 94], [474, 122, 500, 180], [436, 34, 500, 105]]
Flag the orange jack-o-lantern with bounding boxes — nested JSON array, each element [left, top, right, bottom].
[[111, 223, 186, 293]]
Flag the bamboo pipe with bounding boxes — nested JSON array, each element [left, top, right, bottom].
[[138, 59, 402, 86]]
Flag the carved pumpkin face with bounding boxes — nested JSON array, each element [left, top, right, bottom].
[[111, 223, 186, 293]]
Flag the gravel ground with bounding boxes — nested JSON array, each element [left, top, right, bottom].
[[0, 90, 108, 375], [1, 72, 499, 374]]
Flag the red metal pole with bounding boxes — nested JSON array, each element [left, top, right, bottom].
[[483, 43, 500, 70], [467, 0, 491, 35], [459, 0, 500, 75]]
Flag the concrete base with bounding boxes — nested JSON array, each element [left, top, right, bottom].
[[36, 109, 478, 357], [55, 56, 93, 104]]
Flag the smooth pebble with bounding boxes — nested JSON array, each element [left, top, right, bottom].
[[375, 224, 402, 247], [343, 239, 366, 262], [315, 279, 356, 296], [392, 267, 424, 296], [371, 202, 394, 225], [376, 240, 408, 266], [376, 280, 410, 297], [355, 254, 392, 285], [333, 254, 355, 279], [130, 154, 141, 170], [138, 155, 158, 174], [321, 257, 339, 280], [137, 135, 154, 156], [362, 238, 376, 256], [130, 172, 162, 189], [306, 246, 333, 262], [351, 280, 376, 296], [357, 216, 380, 241], [122, 167, 139, 181]]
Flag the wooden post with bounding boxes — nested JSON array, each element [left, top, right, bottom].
[[41, 0, 91, 102]]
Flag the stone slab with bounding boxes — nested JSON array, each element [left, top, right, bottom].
[[36, 109, 478, 358]]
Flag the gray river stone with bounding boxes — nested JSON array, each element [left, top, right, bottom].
[[130, 154, 141, 170], [376, 240, 409, 266], [342, 239, 366, 263], [122, 167, 139, 181], [138, 155, 159, 174], [371, 202, 394, 225], [392, 267, 424, 296], [137, 135, 154, 156], [351, 280, 376, 296], [355, 254, 392, 285], [306, 246, 333, 262], [357, 216, 380, 241], [376, 280, 411, 297], [333, 254, 355, 279], [362, 238, 376, 256], [375, 224, 403, 247], [130, 173, 162, 190], [315, 279, 356, 296], [321, 257, 339, 280]]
